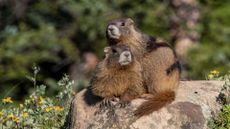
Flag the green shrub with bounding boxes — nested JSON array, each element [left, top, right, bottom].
[[209, 105, 230, 129], [0, 68, 75, 129], [0, 24, 78, 99], [209, 71, 230, 129]]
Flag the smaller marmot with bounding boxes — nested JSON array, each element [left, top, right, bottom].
[[90, 45, 145, 103]]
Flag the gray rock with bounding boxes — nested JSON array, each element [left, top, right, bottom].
[[65, 81, 224, 129]]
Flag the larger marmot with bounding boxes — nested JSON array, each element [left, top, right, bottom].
[[106, 18, 181, 117]]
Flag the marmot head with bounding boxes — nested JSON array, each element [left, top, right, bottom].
[[106, 18, 138, 45], [104, 45, 133, 67]]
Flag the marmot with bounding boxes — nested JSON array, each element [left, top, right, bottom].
[[106, 18, 181, 117], [90, 45, 145, 104]]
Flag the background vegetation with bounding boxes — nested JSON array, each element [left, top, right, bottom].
[[0, 68, 74, 128], [0, 0, 229, 99], [188, 0, 230, 79], [208, 71, 230, 129], [0, 0, 229, 128]]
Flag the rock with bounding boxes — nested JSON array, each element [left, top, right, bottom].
[[65, 81, 224, 129]]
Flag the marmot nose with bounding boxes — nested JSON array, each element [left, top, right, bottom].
[[108, 25, 116, 31], [124, 53, 130, 57]]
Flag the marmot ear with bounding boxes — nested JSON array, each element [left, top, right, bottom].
[[104, 46, 112, 54], [126, 18, 134, 25]]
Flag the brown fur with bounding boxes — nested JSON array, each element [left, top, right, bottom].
[[134, 91, 175, 116], [90, 45, 145, 102], [106, 18, 180, 117]]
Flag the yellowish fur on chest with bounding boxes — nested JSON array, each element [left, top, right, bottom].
[[102, 69, 141, 96]]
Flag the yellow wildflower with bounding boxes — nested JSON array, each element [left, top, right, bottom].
[[7, 113, 20, 123], [2, 97, 13, 104], [38, 96, 44, 105], [45, 107, 53, 112], [12, 117, 20, 123], [7, 113, 14, 119], [0, 111, 3, 117], [208, 74, 214, 79], [22, 112, 28, 118], [54, 106, 64, 112], [210, 70, 219, 76]]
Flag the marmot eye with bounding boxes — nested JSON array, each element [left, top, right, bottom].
[[120, 22, 125, 26], [112, 49, 117, 53], [124, 48, 129, 51]]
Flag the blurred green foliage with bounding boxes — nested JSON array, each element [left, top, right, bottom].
[[0, 24, 77, 99], [0, 0, 229, 98], [0, 0, 171, 99], [188, 0, 230, 79]]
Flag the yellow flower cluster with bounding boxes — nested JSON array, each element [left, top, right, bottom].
[[12, 117, 20, 123], [3, 112, 29, 124], [210, 70, 219, 75], [45, 106, 64, 112], [0, 111, 3, 117], [2, 97, 13, 104], [45, 107, 53, 112], [22, 112, 29, 118], [208, 74, 214, 79], [7, 113, 14, 119], [54, 106, 64, 112], [208, 70, 220, 79], [38, 96, 44, 105], [7, 113, 19, 123]]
